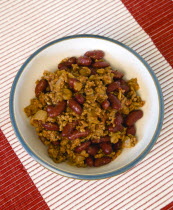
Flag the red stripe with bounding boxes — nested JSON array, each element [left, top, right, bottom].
[[1, 3, 168, 69], [0, 1, 72, 30], [160, 78, 173, 85], [161, 202, 173, 210], [164, 104, 173, 113], [162, 98, 172, 110], [158, 71, 173, 80], [137, 5, 172, 28], [79, 154, 172, 210], [0, 130, 49, 210], [151, 60, 168, 69], [1, 35, 171, 85], [138, 186, 173, 210], [48, 139, 171, 205], [0, 1, 39, 14], [110, 178, 172, 210], [156, 199, 173, 210], [0, 2, 56, 24], [0, 2, 120, 71], [49, 180, 97, 208], [34, 175, 64, 189], [103, 1, 170, 40], [164, 91, 173, 99], [118, 2, 173, 209], [44, 180, 83, 201], [0, 23, 141, 68], [122, 0, 173, 68], [114, 167, 172, 209], [0, 0, 93, 52], [0, 59, 171, 98], [90, 166, 172, 209], [0, 0, 113, 57], [57, 152, 172, 209], [0, 20, 170, 78]]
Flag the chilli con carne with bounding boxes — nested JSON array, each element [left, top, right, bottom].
[[24, 50, 145, 167]]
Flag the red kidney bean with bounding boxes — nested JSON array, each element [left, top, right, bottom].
[[58, 62, 69, 70], [51, 141, 60, 146], [58, 57, 77, 69], [101, 99, 110, 110], [108, 93, 121, 110], [77, 56, 92, 66], [35, 79, 48, 97], [68, 78, 79, 91], [114, 112, 123, 125], [85, 156, 94, 167], [46, 101, 67, 117], [107, 124, 114, 132], [42, 123, 59, 131], [125, 110, 143, 126], [119, 79, 126, 84], [68, 129, 90, 140], [107, 81, 121, 93], [74, 93, 85, 104], [67, 57, 77, 66], [91, 139, 100, 143], [100, 142, 113, 155], [100, 136, 111, 142], [74, 141, 91, 153], [92, 61, 110, 68], [91, 136, 111, 144], [108, 124, 124, 133], [126, 125, 136, 135], [121, 84, 130, 92], [68, 98, 83, 115], [62, 121, 77, 137], [119, 79, 130, 92], [87, 145, 99, 156], [89, 67, 97, 75], [112, 70, 124, 79], [84, 50, 105, 60], [94, 156, 112, 167], [112, 140, 122, 151]]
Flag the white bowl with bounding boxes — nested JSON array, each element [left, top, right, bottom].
[[10, 35, 164, 179]]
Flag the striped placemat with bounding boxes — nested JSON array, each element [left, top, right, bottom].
[[0, 0, 173, 209]]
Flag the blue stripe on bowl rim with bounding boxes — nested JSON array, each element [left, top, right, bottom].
[[9, 34, 164, 180]]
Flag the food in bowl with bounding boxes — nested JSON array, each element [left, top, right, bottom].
[[24, 50, 145, 167]]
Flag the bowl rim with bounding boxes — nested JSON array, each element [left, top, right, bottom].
[[9, 34, 164, 180]]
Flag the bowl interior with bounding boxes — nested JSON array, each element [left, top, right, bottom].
[[11, 36, 162, 179]]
